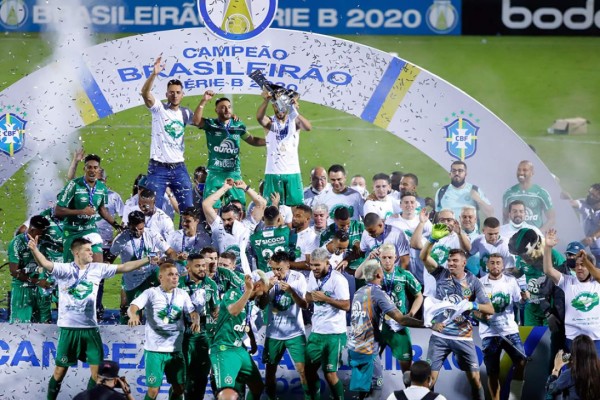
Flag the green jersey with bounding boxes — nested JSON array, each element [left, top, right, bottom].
[[203, 118, 247, 173], [382, 266, 422, 314], [183, 276, 219, 334], [211, 287, 249, 350], [56, 177, 108, 233], [211, 266, 244, 298], [39, 207, 65, 262], [503, 184, 553, 229], [249, 226, 292, 272], [7, 234, 39, 286], [320, 221, 365, 268], [516, 248, 565, 303]]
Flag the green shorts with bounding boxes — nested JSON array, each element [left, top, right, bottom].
[[144, 350, 186, 388], [210, 346, 262, 391], [204, 171, 245, 209], [262, 335, 307, 365], [183, 332, 211, 376], [263, 173, 304, 206], [524, 303, 548, 327], [381, 326, 413, 361], [63, 229, 103, 262], [306, 332, 347, 372], [10, 283, 39, 323], [55, 327, 104, 367]]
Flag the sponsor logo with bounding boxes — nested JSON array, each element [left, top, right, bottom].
[[502, 0, 600, 31], [572, 292, 600, 312], [0, 0, 27, 30], [197, 0, 278, 41], [0, 110, 27, 156], [444, 112, 479, 161], [426, 0, 459, 34], [213, 138, 239, 154]]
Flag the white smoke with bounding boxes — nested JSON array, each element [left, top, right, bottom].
[[26, 0, 95, 215]]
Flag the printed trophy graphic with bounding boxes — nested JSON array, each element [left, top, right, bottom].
[[221, 0, 254, 34], [248, 69, 299, 114]]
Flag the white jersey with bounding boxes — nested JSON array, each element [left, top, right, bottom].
[[303, 186, 330, 208], [387, 215, 432, 286], [96, 190, 124, 247], [52, 262, 117, 328], [131, 287, 195, 352], [558, 274, 600, 341], [210, 216, 250, 275], [470, 236, 515, 271], [265, 270, 307, 340], [149, 98, 192, 163], [363, 196, 395, 220], [360, 225, 410, 257], [110, 230, 168, 291], [307, 269, 349, 334], [435, 182, 491, 219], [294, 227, 319, 278], [167, 229, 213, 275], [124, 193, 176, 221], [265, 107, 300, 174], [478, 274, 521, 339], [317, 187, 364, 224], [499, 221, 542, 241]]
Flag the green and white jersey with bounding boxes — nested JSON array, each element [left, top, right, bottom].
[[211, 266, 244, 298], [558, 274, 600, 340], [52, 262, 117, 328], [250, 226, 292, 272], [203, 117, 247, 172], [210, 216, 250, 274], [131, 287, 195, 352], [515, 249, 565, 304], [265, 270, 306, 340], [478, 274, 521, 339], [320, 221, 364, 268], [211, 287, 249, 350], [7, 234, 39, 286], [317, 187, 365, 224], [307, 269, 349, 334], [39, 207, 65, 262], [503, 184, 553, 229], [57, 177, 109, 233], [183, 276, 219, 333], [381, 266, 422, 331]]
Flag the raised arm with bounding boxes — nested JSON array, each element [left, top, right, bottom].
[[293, 100, 312, 131], [540, 208, 557, 233], [243, 133, 266, 147], [202, 180, 234, 225], [410, 208, 429, 250], [256, 91, 272, 129], [420, 239, 440, 274], [454, 219, 472, 254], [27, 235, 54, 272], [228, 275, 254, 317], [191, 90, 215, 128], [115, 256, 151, 274], [67, 148, 84, 180], [141, 56, 164, 108], [543, 229, 562, 285]]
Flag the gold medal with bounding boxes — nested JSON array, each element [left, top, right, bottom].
[[279, 143, 286, 153], [244, 325, 250, 333], [272, 308, 279, 315], [163, 317, 169, 324]]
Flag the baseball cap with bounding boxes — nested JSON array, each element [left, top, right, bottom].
[[98, 360, 120, 379], [566, 241, 585, 255]]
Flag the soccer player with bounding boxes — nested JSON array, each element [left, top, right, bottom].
[[141, 56, 195, 211], [210, 272, 268, 400], [477, 253, 527, 400], [305, 248, 350, 400], [192, 90, 265, 208], [289, 204, 319, 277], [55, 154, 121, 263], [318, 164, 364, 223], [261, 251, 308, 399], [470, 217, 515, 276], [320, 206, 365, 273], [420, 225, 494, 400], [355, 244, 423, 372], [363, 173, 396, 220], [167, 207, 212, 276], [26, 236, 152, 400], [256, 89, 312, 206], [128, 263, 200, 400], [312, 203, 329, 235], [123, 188, 174, 241], [359, 213, 410, 269], [249, 205, 292, 272]]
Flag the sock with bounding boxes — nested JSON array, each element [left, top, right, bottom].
[[87, 377, 96, 390], [168, 387, 183, 400], [302, 383, 311, 400], [47, 376, 62, 400], [471, 385, 485, 400], [332, 380, 344, 400], [311, 379, 321, 400], [509, 380, 524, 400]]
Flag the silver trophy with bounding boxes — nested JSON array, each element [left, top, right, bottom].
[[249, 70, 299, 113]]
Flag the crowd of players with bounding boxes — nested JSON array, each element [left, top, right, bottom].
[[6, 55, 600, 400]]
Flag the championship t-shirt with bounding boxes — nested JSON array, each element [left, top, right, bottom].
[[265, 270, 307, 340], [558, 274, 600, 340], [210, 216, 250, 274], [317, 187, 364, 224], [203, 118, 247, 173], [149, 99, 192, 163], [360, 225, 410, 259], [265, 106, 301, 174], [478, 274, 521, 339], [469, 236, 515, 273], [307, 269, 349, 334]]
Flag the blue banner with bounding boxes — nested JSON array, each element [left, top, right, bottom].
[[0, 0, 461, 35]]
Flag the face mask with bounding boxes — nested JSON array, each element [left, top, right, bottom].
[[350, 185, 365, 195], [566, 258, 576, 269]]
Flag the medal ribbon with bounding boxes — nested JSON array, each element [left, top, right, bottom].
[[383, 268, 396, 296], [130, 232, 145, 260], [69, 262, 91, 290], [82, 179, 97, 207], [317, 269, 332, 291], [162, 288, 176, 321]]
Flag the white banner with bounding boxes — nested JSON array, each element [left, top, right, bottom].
[[0, 323, 551, 399]]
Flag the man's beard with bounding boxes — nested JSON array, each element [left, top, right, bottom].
[[451, 177, 465, 188]]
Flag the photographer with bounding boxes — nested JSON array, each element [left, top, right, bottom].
[[73, 360, 133, 400]]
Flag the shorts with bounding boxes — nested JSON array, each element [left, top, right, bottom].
[[183, 332, 211, 378], [63, 230, 103, 262], [306, 332, 346, 372], [524, 303, 548, 327], [381, 326, 413, 362], [9, 283, 39, 323], [262, 335, 307, 365], [482, 333, 526, 375], [204, 171, 245, 209], [427, 335, 479, 372], [263, 173, 304, 206], [55, 327, 104, 367], [210, 346, 262, 391], [348, 350, 383, 393], [144, 350, 186, 388]]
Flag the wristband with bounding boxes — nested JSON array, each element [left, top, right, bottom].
[[471, 302, 479, 311], [428, 237, 438, 244], [244, 185, 250, 192]]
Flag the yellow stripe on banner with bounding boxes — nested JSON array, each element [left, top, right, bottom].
[[373, 64, 421, 129], [75, 88, 100, 125]]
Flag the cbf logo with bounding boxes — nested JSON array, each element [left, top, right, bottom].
[[444, 113, 479, 161], [197, 0, 278, 41], [0, 0, 28, 30], [426, 0, 459, 34], [0, 110, 27, 156]]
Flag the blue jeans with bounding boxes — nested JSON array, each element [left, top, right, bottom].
[[565, 337, 600, 354], [482, 333, 526, 374], [146, 159, 193, 211]]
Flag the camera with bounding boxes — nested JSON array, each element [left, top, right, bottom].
[[562, 353, 571, 362]]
